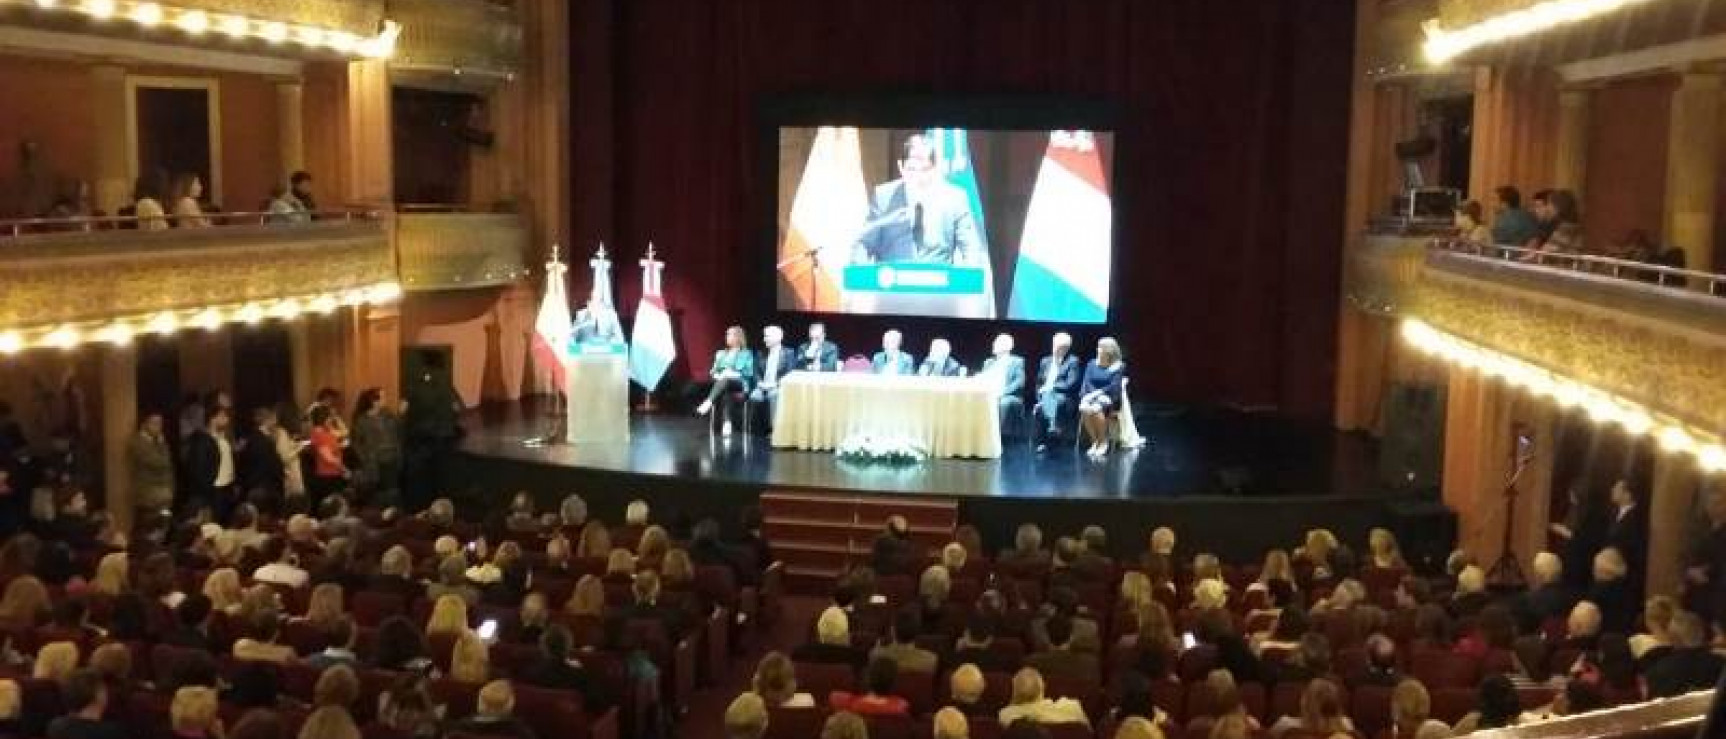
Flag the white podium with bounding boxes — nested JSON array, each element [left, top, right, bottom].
[[565, 349, 630, 444]]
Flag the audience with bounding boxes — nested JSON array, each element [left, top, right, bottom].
[[449, 681, 536, 739], [998, 667, 1089, 727], [828, 657, 910, 716]]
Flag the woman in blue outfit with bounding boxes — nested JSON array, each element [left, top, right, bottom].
[[1077, 337, 1125, 457]]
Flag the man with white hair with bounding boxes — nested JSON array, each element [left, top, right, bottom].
[[917, 339, 963, 377], [871, 330, 914, 375], [750, 325, 794, 430], [1515, 551, 1577, 633], [792, 606, 864, 669], [981, 334, 1026, 435], [1032, 332, 1082, 451], [1589, 547, 1636, 633], [1450, 565, 1491, 619], [1564, 601, 1603, 650]]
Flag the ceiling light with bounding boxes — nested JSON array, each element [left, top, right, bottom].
[[218, 13, 248, 38], [0, 332, 22, 354], [42, 326, 80, 350], [175, 9, 208, 34], [82, 0, 115, 20], [130, 2, 162, 26]]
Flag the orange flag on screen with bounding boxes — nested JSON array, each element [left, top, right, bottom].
[[780, 126, 867, 312]]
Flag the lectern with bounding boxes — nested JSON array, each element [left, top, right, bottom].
[[565, 343, 630, 444]]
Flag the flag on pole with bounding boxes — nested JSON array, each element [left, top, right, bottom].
[[928, 128, 989, 246], [1007, 131, 1111, 323], [531, 244, 572, 391], [779, 126, 868, 312], [629, 243, 676, 391]]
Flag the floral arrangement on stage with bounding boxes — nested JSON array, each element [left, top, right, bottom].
[[835, 434, 929, 467]]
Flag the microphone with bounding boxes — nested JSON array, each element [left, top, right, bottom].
[[912, 203, 925, 246]]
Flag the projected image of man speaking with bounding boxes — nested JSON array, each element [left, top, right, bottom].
[[850, 134, 985, 266]]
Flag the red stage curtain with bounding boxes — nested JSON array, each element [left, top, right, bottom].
[[570, 0, 1354, 419]]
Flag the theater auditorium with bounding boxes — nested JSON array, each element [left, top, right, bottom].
[[0, 1, 1724, 738]]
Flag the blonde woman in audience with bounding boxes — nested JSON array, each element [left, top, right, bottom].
[[1190, 670, 1260, 732], [821, 712, 868, 739], [661, 549, 696, 588], [170, 173, 210, 227], [605, 548, 636, 578], [1298, 529, 1338, 579], [1267, 678, 1352, 738], [919, 565, 952, 616], [637, 525, 671, 568], [297, 705, 362, 739], [1369, 528, 1408, 569], [1127, 600, 1179, 658], [1145, 526, 1177, 563], [1119, 571, 1152, 612], [89, 643, 132, 690], [315, 665, 360, 709], [752, 651, 815, 707], [32, 641, 79, 685], [1254, 550, 1297, 592], [941, 543, 968, 573], [1631, 595, 1679, 660], [433, 536, 461, 560], [448, 631, 489, 684], [425, 594, 470, 639], [564, 575, 606, 618], [1113, 716, 1163, 739], [543, 534, 573, 573], [577, 521, 612, 560], [998, 666, 1090, 726], [1311, 579, 1366, 615], [171, 686, 221, 739], [92, 552, 130, 596], [233, 611, 295, 663], [1193, 578, 1229, 611], [202, 569, 245, 615], [0, 576, 50, 629], [298, 584, 345, 632], [132, 172, 169, 230], [933, 707, 969, 739], [725, 692, 769, 739], [1390, 678, 1451, 739]]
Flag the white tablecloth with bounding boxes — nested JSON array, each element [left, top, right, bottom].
[[771, 372, 1003, 459]]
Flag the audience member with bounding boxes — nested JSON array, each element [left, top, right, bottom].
[[872, 609, 939, 674], [724, 692, 768, 739], [449, 681, 537, 739], [1645, 610, 1723, 698], [829, 657, 910, 716], [47, 670, 121, 739], [998, 667, 1089, 727]]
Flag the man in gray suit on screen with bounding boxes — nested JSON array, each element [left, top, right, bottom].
[[851, 134, 984, 266]]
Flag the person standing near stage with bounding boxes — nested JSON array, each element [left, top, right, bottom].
[[982, 334, 1026, 435], [752, 326, 795, 431], [1033, 333, 1082, 451], [183, 406, 236, 520], [697, 326, 756, 436], [796, 323, 840, 372], [404, 353, 463, 512], [871, 330, 915, 375]]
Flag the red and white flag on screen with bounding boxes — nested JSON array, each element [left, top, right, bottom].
[[532, 245, 572, 391]]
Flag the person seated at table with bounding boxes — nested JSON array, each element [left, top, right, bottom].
[[750, 325, 795, 431], [917, 339, 964, 377], [696, 326, 756, 436], [872, 329, 915, 375], [1033, 332, 1083, 452], [797, 322, 841, 372], [1077, 337, 1126, 458], [981, 333, 1026, 434]]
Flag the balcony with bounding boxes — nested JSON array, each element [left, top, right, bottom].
[[1349, 230, 1726, 435], [0, 212, 396, 347], [0, 0, 395, 63], [386, 0, 522, 88], [394, 209, 529, 292]]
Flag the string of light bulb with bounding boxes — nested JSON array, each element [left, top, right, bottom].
[[1422, 0, 1657, 64], [0, 281, 401, 355], [1400, 318, 1726, 472], [13, 0, 401, 59]]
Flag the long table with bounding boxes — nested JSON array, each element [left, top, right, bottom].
[[771, 371, 1003, 459]]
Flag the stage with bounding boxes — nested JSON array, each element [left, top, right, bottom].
[[451, 401, 1449, 564]]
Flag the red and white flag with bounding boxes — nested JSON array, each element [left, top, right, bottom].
[[532, 245, 572, 391], [630, 243, 676, 391]]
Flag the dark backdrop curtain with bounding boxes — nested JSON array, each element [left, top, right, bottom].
[[570, 0, 1353, 418]]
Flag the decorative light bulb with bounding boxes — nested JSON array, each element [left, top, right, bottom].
[[130, 2, 162, 26], [0, 332, 22, 354], [176, 9, 208, 34], [82, 0, 115, 19]]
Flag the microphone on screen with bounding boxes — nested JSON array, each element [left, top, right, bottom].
[[912, 202, 925, 247]]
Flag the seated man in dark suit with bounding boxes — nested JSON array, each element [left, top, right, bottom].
[[981, 334, 1026, 435], [518, 625, 606, 711], [605, 571, 688, 648], [1514, 552, 1577, 635], [870, 516, 921, 577], [1025, 615, 1100, 682], [750, 325, 796, 431], [1032, 332, 1083, 451], [448, 680, 538, 739], [871, 330, 916, 375], [795, 322, 841, 372], [917, 339, 964, 377], [1645, 611, 1725, 698], [792, 606, 866, 671], [953, 614, 1021, 673]]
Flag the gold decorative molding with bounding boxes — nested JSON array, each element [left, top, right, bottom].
[[396, 212, 529, 291], [171, 0, 386, 37], [1409, 252, 1726, 432], [1435, 0, 1537, 30], [0, 220, 393, 331], [1346, 232, 1438, 314], [387, 0, 522, 82]]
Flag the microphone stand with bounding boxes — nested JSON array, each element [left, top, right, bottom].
[[776, 247, 826, 309]]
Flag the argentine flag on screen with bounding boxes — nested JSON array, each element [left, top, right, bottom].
[[927, 128, 988, 247], [1008, 130, 1111, 323]]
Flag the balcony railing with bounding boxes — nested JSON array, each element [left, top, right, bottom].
[[1433, 239, 1726, 296], [1, 210, 372, 239], [0, 210, 395, 338], [394, 208, 528, 291]]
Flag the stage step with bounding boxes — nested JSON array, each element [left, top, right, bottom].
[[761, 491, 959, 594]]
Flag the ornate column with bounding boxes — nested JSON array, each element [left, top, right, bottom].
[[1663, 70, 1721, 272], [345, 60, 394, 206], [91, 65, 131, 215], [1648, 455, 1702, 597], [1554, 88, 1591, 198], [101, 345, 137, 533], [277, 80, 306, 182]]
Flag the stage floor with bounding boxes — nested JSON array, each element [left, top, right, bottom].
[[459, 402, 1384, 501]]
